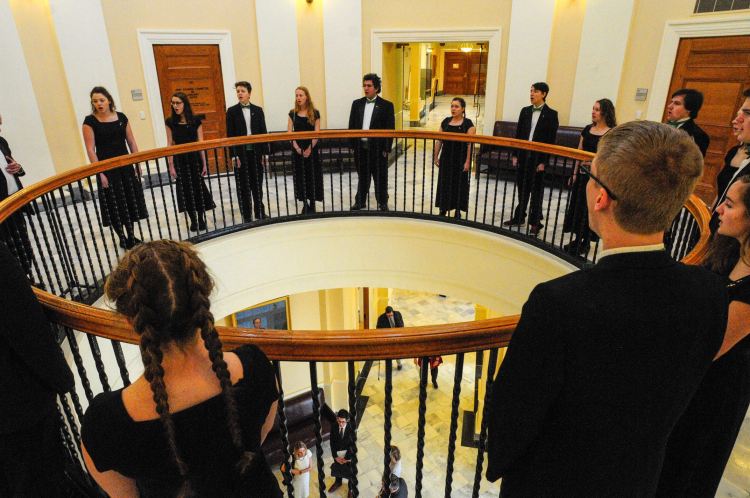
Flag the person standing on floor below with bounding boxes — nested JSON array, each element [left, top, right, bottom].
[[487, 121, 729, 496], [666, 88, 710, 157], [503, 82, 559, 237], [328, 409, 354, 495], [165, 92, 216, 233], [287, 86, 323, 214], [562, 98, 616, 257], [226, 81, 269, 222], [83, 86, 148, 249], [433, 97, 476, 219], [376, 305, 404, 370], [348, 73, 395, 212], [415, 355, 443, 389]]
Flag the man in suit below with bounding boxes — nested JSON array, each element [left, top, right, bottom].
[[348, 73, 395, 211], [226, 81, 269, 222], [0, 242, 74, 496], [486, 121, 729, 497], [503, 82, 559, 236], [376, 305, 404, 370], [329, 409, 355, 495], [0, 113, 36, 280], [666, 88, 710, 157]]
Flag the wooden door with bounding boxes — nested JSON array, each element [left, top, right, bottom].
[[666, 35, 750, 202], [468, 52, 487, 95], [443, 52, 468, 94], [154, 44, 227, 172]]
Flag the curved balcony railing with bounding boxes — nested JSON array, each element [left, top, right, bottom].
[[0, 131, 710, 496]]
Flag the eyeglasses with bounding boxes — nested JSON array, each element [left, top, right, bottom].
[[580, 163, 618, 201]]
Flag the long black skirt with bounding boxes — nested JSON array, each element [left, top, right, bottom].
[[97, 166, 148, 227], [292, 151, 323, 202], [174, 153, 216, 213]]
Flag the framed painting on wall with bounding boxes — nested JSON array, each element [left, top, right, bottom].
[[233, 296, 290, 330]]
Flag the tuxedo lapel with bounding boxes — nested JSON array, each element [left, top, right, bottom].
[[370, 97, 380, 127], [358, 98, 366, 127]]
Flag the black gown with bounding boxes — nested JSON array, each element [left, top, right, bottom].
[[165, 116, 216, 214], [82, 345, 282, 497], [84, 113, 148, 228], [656, 275, 750, 497], [435, 117, 474, 213], [563, 125, 605, 242], [289, 110, 323, 204]]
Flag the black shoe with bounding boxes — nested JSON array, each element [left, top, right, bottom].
[[503, 218, 524, 227], [198, 220, 207, 230], [255, 212, 268, 220], [118, 237, 128, 249], [301, 203, 309, 214], [454, 210, 462, 219], [309, 202, 316, 213], [189, 221, 198, 232], [563, 239, 579, 253], [328, 481, 342, 493], [432, 379, 438, 389], [529, 223, 544, 236], [378, 203, 389, 212], [351, 203, 364, 211], [439, 209, 447, 216], [397, 361, 403, 370]]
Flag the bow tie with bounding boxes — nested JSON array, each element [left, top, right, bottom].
[[532, 106, 544, 112], [241, 104, 251, 109], [667, 120, 681, 127], [366, 98, 377, 104]]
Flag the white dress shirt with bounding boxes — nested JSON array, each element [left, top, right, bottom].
[[362, 99, 376, 130], [529, 105, 544, 141], [242, 106, 252, 135], [1, 154, 18, 196], [598, 243, 665, 260]]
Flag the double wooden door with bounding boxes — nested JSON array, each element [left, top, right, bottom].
[[443, 51, 487, 95], [666, 35, 750, 202], [154, 44, 227, 172]]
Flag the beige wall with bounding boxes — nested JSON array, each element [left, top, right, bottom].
[[546, 0, 587, 126], [9, 0, 85, 173], [99, 0, 264, 150], [616, 0, 697, 124], [361, 0, 512, 122], [295, 0, 327, 128]]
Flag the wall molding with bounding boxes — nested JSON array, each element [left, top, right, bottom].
[[648, 16, 750, 121], [137, 30, 237, 147], [371, 28, 501, 135]]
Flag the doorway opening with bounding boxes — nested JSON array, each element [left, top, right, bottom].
[[382, 41, 488, 131]]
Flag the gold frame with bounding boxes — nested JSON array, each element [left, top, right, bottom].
[[232, 296, 291, 330]]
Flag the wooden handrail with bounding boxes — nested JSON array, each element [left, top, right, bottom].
[[1, 130, 710, 360]]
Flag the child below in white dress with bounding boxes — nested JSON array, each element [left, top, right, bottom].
[[291, 441, 312, 498]]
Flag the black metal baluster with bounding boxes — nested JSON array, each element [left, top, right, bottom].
[[149, 158, 177, 240], [111, 340, 131, 387], [73, 180, 107, 288], [413, 138, 420, 212], [421, 140, 428, 213], [135, 160, 154, 242], [56, 402, 83, 467], [415, 357, 429, 497], [46, 189, 83, 298], [63, 326, 95, 402], [309, 362, 327, 497], [444, 352, 465, 498], [210, 149, 227, 229], [346, 361, 359, 497], [472, 348, 499, 498], [383, 358, 393, 483], [86, 333, 111, 392], [497, 149, 510, 227], [274, 361, 294, 497], [83, 176, 117, 275], [56, 187, 94, 296], [429, 139, 437, 214], [38, 194, 69, 296], [59, 393, 82, 448]]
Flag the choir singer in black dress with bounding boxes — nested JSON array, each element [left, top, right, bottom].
[[433, 97, 476, 219], [165, 92, 216, 232], [81, 240, 281, 497], [287, 86, 323, 214]]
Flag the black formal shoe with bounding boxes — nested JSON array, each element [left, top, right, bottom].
[[378, 203, 389, 212], [350, 203, 364, 211], [189, 221, 198, 232], [563, 239, 579, 253], [439, 209, 447, 216], [328, 481, 342, 493], [198, 220, 207, 230], [529, 223, 544, 236], [432, 379, 438, 389], [118, 237, 128, 249], [397, 362, 402, 371], [502, 218, 524, 227]]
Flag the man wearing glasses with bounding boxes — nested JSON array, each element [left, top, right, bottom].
[[348, 73, 395, 211], [487, 121, 728, 496]]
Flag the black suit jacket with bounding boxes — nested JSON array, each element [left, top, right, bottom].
[[487, 251, 727, 497], [679, 119, 710, 158], [513, 104, 559, 165], [348, 96, 396, 153], [0, 136, 25, 201], [376, 310, 404, 329], [225, 102, 270, 157], [330, 423, 354, 460], [0, 242, 74, 434]]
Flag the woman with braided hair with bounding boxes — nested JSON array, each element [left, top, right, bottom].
[[81, 240, 281, 497]]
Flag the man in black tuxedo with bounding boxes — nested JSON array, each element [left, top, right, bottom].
[[0, 241, 74, 496], [0, 113, 36, 280], [503, 82, 559, 236], [376, 305, 404, 369], [666, 88, 710, 157], [328, 409, 355, 494], [348, 73, 395, 211], [487, 121, 728, 496], [225, 81, 269, 222]]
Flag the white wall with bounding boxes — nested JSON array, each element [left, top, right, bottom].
[[0, 0, 56, 184], [255, 0, 301, 132], [322, 0, 363, 129]]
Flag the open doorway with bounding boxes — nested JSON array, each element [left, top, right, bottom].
[[383, 42, 487, 131]]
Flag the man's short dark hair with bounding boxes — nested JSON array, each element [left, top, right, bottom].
[[671, 88, 704, 119], [363, 73, 382, 94], [336, 409, 350, 420], [385, 306, 393, 313], [532, 82, 550, 101], [235, 81, 252, 92]]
